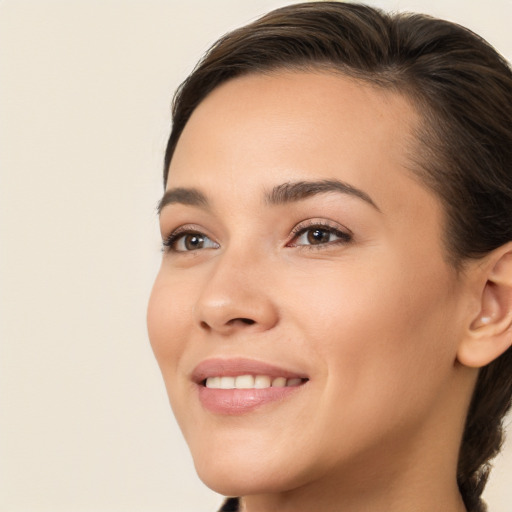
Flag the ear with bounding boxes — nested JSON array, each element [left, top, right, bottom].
[[457, 244, 512, 368]]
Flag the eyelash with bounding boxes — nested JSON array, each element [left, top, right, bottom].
[[288, 220, 353, 250], [162, 221, 353, 253], [162, 225, 217, 253]]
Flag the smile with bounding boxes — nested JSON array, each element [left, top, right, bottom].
[[193, 358, 309, 414], [204, 375, 306, 389]]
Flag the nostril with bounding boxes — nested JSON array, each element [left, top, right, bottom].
[[199, 318, 255, 330], [228, 318, 255, 326]]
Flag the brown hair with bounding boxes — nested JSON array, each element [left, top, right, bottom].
[[163, 3, 512, 511]]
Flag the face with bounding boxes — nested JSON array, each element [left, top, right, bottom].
[[148, 71, 472, 497]]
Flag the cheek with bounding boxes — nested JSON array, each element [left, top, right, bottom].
[[147, 270, 204, 436], [292, 250, 458, 347], [284, 255, 460, 418], [147, 269, 192, 373]]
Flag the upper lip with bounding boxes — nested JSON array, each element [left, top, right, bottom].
[[191, 357, 309, 384]]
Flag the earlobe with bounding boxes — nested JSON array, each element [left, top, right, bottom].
[[457, 246, 512, 368]]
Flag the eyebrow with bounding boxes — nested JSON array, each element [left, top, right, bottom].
[[265, 179, 380, 210], [157, 187, 209, 214], [158, 179, 380, 214]]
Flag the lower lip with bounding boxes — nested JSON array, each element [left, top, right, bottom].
[[197, 385, 305, 415]]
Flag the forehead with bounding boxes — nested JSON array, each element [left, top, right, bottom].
[[169, 70, 420, 183], [167, 70, 434, 213]]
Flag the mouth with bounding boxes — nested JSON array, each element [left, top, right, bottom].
[[203, 375, 306, 389], [192, 358, 309, 415]]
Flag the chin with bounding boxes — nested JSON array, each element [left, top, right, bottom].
[[195, 460, 296, 497], [197, 466, 265, 497], [190, 438, 310, 497]]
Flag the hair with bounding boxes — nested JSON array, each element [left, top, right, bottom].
[[163, 3, 512, 511]]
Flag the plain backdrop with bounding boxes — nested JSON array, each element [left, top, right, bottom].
[[1, 1, 511, 511]]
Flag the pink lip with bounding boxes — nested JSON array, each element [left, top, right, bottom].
[[192, 358, 309, 415], [192, 357, 308, 383]]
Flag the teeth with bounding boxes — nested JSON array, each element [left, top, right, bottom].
[[205, 376, 221, 388], [205, 375, 305, 389], [271, 377, 287, 387], [235, 375, 254, 389], [254, 375, 271, 388], [219, 376, 235, 389]]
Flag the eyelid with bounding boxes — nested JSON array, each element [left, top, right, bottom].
[[162, 224, 219, 253], [287, 219, 353, 247], [161, 219, 352, 253]]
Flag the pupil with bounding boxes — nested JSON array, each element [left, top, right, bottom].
[[308, 229, 329, 244], [185, 234, 204, 250]]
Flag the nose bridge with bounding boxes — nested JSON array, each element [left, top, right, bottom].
[[195, 241, 278, 334]]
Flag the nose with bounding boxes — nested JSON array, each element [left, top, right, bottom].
[[194, 249, 279, 336]]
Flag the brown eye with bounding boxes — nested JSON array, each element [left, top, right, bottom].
[[307, 228, 331, 245], [163, 230, 219, 252], [183, 234, 205, 250], [291, 224, 352, 248]]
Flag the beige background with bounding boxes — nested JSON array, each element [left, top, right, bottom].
[[1, 1, 510, 511]]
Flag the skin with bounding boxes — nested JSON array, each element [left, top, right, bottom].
[[147, 71, 482, 512]]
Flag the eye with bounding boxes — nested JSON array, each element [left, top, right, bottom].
[[163, 229, 219, 252], [289, 223, 352, 248]]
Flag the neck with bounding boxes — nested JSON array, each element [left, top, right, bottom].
[[241, 463, 468, 512], [241, 415, 469, 512]]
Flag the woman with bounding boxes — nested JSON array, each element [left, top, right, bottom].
[[147, 2, 512, 511]]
